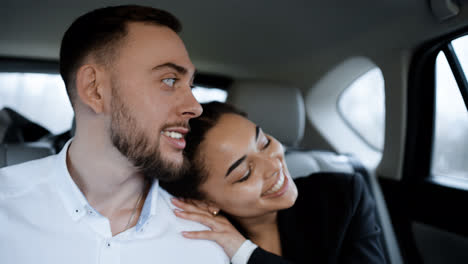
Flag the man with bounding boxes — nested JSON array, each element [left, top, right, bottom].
[[0, 5, 229, 263]]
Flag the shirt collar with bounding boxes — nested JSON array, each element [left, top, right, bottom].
[[53, 139, 90, 221], [53, 139, 160, 225], [135, 179, 159, 231]]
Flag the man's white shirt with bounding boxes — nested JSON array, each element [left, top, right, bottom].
[[0, 140, 229, 264]]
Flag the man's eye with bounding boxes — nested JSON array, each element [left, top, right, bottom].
[[162, 78, 176, 87], [237, 170, 251, 183]]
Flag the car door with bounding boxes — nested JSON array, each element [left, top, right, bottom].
[[380, 29, 468, 264]]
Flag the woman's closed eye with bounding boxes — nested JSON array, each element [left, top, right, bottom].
[[236, 169, 251, 183], [235, 137, 270, 184], [262, 137, 271, 150]]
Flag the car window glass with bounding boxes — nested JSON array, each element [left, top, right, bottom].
[[432, 51, 468, 180], [337, 68, 385, 151], [0, 72, 73, 134], [192, 87, 227, 103], [0, 73, 227, 136]]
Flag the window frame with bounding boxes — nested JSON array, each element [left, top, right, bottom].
[[399, 26, 468, 239], [441, 42, 468, 111], [431, 44, 468, 186], [404, 30, 468, 185]]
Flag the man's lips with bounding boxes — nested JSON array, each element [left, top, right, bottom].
[[162, 127, 189, 134], [161, 127, 188, 150]]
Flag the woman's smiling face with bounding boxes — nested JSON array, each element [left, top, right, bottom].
[[198, 113, 298, 219]]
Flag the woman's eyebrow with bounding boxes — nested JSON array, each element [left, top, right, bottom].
[[226, 155, 247, 177], [255, 126, 260, 141]]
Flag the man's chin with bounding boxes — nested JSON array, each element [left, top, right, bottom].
[[160, 153, 185, 169], [142, 155, 189, 182]]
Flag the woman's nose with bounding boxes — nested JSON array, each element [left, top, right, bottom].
[[261, 156, 282, 179]]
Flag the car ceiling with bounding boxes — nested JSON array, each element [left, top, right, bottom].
[[1, 0, 468, 88]]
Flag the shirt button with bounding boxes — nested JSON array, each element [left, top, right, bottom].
[[107, 242, 111, 248]]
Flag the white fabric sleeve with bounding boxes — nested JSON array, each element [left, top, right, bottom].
[[230, 239, 258, 264]]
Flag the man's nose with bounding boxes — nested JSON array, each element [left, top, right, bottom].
[[178, 86, 203, 118]]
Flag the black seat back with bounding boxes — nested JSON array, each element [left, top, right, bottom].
[[0, 143, 54, 168]]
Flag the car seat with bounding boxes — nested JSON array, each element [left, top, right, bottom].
[[227, 80, 403, 264]]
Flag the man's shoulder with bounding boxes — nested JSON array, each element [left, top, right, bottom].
[[156, 186, 216, 230], [0, 155, 57, 200]]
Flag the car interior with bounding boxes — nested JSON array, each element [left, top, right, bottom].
[[1, 0, 468, 263]]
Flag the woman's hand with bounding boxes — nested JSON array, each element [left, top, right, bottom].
[[171, 198, 246, 259]]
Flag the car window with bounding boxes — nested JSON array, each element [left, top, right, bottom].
[[452, 35, 468, 77], [337, 68, 385, 151], [432, 36, 468, 181], [0, 72, 227, 135], [0, 72, 73, 134], [192, 87, 227, 103]]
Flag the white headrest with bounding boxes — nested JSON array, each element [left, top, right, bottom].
[[227, 80, 305, 146], [285, 152, 320, 178]]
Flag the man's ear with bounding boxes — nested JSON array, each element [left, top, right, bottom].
[[75, 64, 108, 114]]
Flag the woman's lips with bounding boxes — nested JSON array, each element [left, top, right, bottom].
[[263, 171, 285, 195], [262, 169, 289, 198]]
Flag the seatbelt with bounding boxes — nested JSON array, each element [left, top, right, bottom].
[[347, 154, 403, 264]]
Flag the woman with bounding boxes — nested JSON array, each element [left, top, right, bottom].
[[160, 102, 385, 264]]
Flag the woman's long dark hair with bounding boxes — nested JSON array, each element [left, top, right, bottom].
[[159, 101, 246, 200]]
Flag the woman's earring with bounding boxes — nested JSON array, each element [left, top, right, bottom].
[[212, 210, 219, 216]]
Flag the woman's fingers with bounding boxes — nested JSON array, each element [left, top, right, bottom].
[[182, 229, 246, 259], [174, 209, 218, 229], [171, 198, 212, 217], [185, 199, 210, 210], [175, 207, 247, 259], [182, 230, 218, 241]]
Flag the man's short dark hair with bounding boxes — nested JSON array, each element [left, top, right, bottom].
[[59, 5, 182, 106]]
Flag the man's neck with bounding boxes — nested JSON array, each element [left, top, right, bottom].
[[66, 131, 147, 217]]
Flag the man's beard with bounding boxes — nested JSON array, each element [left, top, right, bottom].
[[109, 84, 189, 182]]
